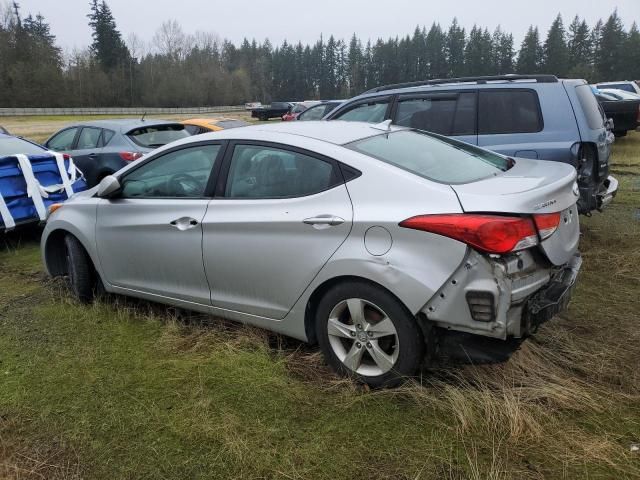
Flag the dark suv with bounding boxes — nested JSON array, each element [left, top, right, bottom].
[[327, 75, 617, 214]]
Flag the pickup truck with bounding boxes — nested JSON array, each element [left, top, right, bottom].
[[595, 92, 640, 137], [251, 102, 293, 121]]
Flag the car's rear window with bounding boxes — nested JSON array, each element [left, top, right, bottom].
[[0, 136, 46, 157], [576, 85, 605, 130], [127, 124, 190, 148], [346, 130, 510, 184]]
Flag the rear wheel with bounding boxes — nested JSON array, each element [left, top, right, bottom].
[[64, 235, 95, 303], [316, 281, 424, 388]]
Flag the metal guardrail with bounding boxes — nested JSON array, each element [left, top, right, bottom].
[[0, 106, 247, 116]]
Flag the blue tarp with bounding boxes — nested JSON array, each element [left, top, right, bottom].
[[0, 153, 87, 231]]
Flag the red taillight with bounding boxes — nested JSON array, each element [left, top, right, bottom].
[[533, 212, 561, 240], [399, 214, 539, 254], [119, 152, 143, 162], [62, 153, 71, 160]]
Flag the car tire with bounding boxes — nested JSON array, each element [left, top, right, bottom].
[[64, 235, 95, 303], [315, 281, 424, 388]]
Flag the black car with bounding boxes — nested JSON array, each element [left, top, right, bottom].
[[594, 91, 640, 137], [251, 102, 293, 121], [44, 119, 190, 187]]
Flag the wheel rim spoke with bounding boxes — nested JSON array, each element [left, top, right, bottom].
[[346, 298, 366, 327], [368, 340, 395, 372], [327, 317, 356, 339], [343, 342, 365, 371], [366, 316, 396, 339]]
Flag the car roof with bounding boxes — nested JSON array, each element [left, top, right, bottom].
[[188, 120, 406, 145], [62, 118, 183, 133]]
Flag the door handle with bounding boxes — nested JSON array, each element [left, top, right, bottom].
[[303, 215, 345, 227], [169, 217, 199, 231]]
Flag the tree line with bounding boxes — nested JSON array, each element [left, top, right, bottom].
[[0, 1, 639, 108]]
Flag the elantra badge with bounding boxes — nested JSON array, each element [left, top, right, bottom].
[[534, 199, 557, 210]]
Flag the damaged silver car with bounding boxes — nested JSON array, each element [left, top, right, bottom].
[[41, 121, 582, 387]]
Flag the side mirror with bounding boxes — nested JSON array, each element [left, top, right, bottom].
[[97, 175, 121, 198]]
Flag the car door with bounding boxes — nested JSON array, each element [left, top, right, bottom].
[[392, 91, 478, 145], [202, 142, 353, 319], [70, 127, 104, 183], [95, 142, 224, 305]]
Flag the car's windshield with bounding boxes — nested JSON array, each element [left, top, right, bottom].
[[346, 130, 510, 184], [127, 125, 190, 148], [0, 136, 46, 157]]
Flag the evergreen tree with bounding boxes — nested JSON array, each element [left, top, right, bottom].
[[517, 26, 543, 73], [425, 23, 447, 78], [492, 28, 514, 74], [542, 14, 569, 76], [87, 0, 130, 70], [622, 22, 640, 80], [567, 16, 592, 78], [446, 19, 465, 77], [595, 11, 626, 81], [465, 25, 493, 75]]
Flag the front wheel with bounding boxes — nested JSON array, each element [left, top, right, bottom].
[[315, 281, 424, 388], [64, 235, 95, 303]]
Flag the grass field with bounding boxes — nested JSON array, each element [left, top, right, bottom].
[[0, 124, 639, 479]]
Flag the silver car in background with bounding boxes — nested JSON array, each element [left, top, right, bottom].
[[41, 121, 582, 387]]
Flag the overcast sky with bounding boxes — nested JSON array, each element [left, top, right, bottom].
[[14, 0, 640, 53]]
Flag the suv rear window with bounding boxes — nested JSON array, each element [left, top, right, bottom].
[[596, 83, 635, 93], [395, 92, 476, 135], [346, 130, 509, 184], [127, 125, 190, 148], [478, 90, 543, 135], [575, 85, 605, 130]]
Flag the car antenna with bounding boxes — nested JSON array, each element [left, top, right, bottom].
[[371, 119, 393, 132], [141, 112, 146, 122]]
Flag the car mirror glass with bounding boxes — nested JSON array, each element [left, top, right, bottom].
[[97, 175, 121, 198]]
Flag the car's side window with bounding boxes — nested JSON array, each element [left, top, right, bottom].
[[478, 90, 543, 135], [101, 129, 115, 146], [299, 105, 325, 121], [395, 92, 476, 135], [333, 98, 390, 123], [225, 145, 337, 199], [77, 127, 102, 150], [120, 144, 221, 198], [47, 128, 78, 151]]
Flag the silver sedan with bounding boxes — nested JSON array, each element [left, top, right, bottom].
[[41, 121, 582, 387]]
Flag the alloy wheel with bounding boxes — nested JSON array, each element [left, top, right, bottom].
[[326, 298, 399, 376]]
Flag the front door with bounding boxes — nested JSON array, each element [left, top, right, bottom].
[[202, 142, 353, 319], [96, 143, 223, 305]]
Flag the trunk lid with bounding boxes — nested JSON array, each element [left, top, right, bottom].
[[451, 158, 580, 265]]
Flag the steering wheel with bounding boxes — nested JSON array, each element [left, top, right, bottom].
[[166, 173, 202, 197]]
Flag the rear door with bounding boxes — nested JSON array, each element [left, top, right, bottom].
[[392, 91, 477, 145], [202, 142, 353, 319], [70, 127, 104, 182]]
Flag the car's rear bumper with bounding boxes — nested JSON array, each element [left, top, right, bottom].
[[421, 249, 582, 340], [524, 253, 582, 332]]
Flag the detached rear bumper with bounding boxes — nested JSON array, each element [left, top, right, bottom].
[[421, 249, 582, 340]]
